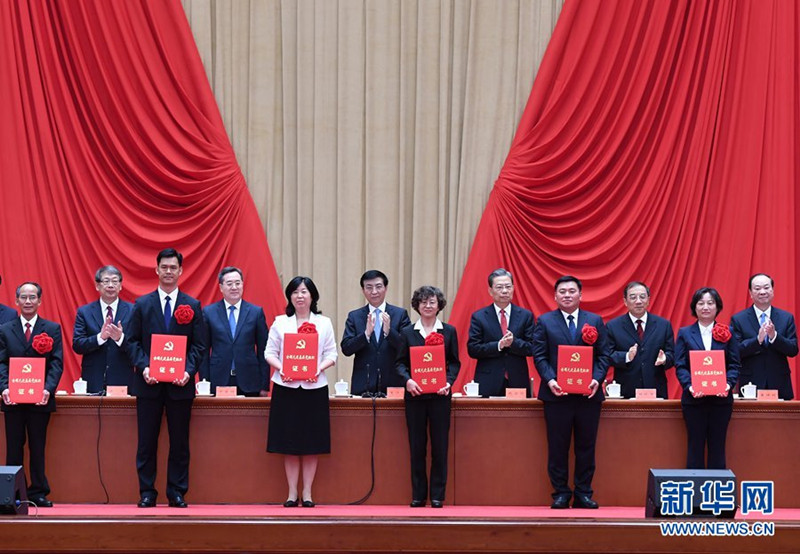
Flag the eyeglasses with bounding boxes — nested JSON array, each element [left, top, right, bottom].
[[492, 285, 513, 292], [421, 299, 439, 307], [18, 295, 39, 301], [99, 279, 121, 285]]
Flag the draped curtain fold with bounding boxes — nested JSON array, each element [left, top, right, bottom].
[[0, 0, 285, 386], [452, 0, 799, 397]]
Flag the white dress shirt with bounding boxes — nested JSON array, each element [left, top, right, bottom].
[[266, 312, 338, 390]]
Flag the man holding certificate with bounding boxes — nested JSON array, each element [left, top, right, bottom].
[[532, 276, 610, 509], [0, 282, 63, 508], [127, 248, 205, 508], [674, 287, 740, 469], [395, 286, 460, 508]]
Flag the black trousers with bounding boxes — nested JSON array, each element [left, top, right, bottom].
[[404, 394, 451, 502], [4, 410, 51, 498], [543, 397, 601, 498], [136, 394, 193, 499], [682, 401, 733, 469]]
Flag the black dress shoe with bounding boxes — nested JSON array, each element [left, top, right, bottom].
[[409, 500, 425, 508], [168, 495, 188, 508], [301, 500, 315, 508], [550, 495, 571, 509], [283, 499, 299, 507], [430, 500, 444, 508], [572, 494, 599, 509], [137, 495, 156, 508], [31, 496, 53, 508]]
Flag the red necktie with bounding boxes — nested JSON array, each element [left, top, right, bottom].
[[500, 309, 508, 335], [25, 322, 31, 342], [636, 319, 644, 341], [107, 306, 114, 322]]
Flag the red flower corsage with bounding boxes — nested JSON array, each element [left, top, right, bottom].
[[173, 305, 195, 325], [32, 333, 54, 354], [581, 324, 598, 345], [298, 322, 317, 334], [425, 332, 444, 346], [712, 323, 731, 343]]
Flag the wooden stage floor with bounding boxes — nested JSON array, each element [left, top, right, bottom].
[[1, 504, 798, 553]]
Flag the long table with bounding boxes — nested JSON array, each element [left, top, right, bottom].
[[0, 397, 796, 506]]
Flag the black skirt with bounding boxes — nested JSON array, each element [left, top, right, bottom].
[[267, 383, 331, 455]]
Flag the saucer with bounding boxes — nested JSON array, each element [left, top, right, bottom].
[[195, 393, 213, 397]]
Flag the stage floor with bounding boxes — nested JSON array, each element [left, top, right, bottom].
[[2, 504, 798, 553]]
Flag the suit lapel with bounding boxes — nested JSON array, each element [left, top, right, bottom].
[[90, 301, 105, 329], [116, 301, 130, 324], [555, 311, 574, 344], [488, 305, 504, 338], [10, 319, 26, 346], [623, 316, 640, 343], [233, 302, 249, 341], [688, 324, 704, 350], [746, 307, 761, 335]]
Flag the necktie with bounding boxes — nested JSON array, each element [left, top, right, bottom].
[[374, 308, 382, 342], [164, 296, 172, 329], [568, 314, 576, 341], [760, 312, 768, 346], [106, 306, 114, 321], [229, 305, 237, 337], [500, 309, 508, 335], [24, 322, 31, 342], [636, 319, 644, 341]]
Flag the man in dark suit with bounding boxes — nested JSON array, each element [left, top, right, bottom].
[[127, 248, 205, 508], [201, 266, 269, 396], [532, 276, 610, 510], [0, 274, 18, 325], [341, 270, 411, 395], [467, 268, 535, 397], [72, 265, 134, 393], [606, 281, 675, 398], [730, 273, 798, 399], [0, 282, 63, 507]]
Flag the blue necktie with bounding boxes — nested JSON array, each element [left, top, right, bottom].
[[374, 308, 382, 342], [568, 314, 577, 341], [163, 296, 172, 329], [229, 305, 237, 338], [760, 312, 768, 346]]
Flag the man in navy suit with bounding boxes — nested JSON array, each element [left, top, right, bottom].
[[341, 270, 411, 395], [0, 274, 18, 325], [730, 273, 797, 399], [467, 268, 535, 397], [127, 248, 205, 508], [532, 276, 610, 509], [72, 266, 134, 393], [606, 282, 675, 398], [201, 266, 269, 396], [0, 282, 63, 507]]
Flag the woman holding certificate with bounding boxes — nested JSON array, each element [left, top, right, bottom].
[[395, 286, 460, 508], [674, 287, 740, 469], [265, 276, 337, 507]]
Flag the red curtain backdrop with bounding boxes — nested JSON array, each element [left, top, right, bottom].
[[0, 0, 285, 388], [451, 0, 800, 398]]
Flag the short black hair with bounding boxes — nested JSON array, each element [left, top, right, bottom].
[[554, 275, 582, 292], [95, 265, 123, 283], [218, 266, 243, 284], [285, 276, 321, 316], [157, 248, 183, 266], [360, 270, 388, 288], [16, 282, 42, 298], [488, 268, 513, 287], [689, 287, 723, 318], [748, 273, 774, 290], [410, 286, 447, 315], [623, 281, 650, 298]]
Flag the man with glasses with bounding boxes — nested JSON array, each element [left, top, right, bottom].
[[606, 281, 675, 399], [342, 270, 411, 396], [467, 268, 535, 397], [72, 266, 134, 393]]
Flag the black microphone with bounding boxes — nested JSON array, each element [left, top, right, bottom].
[[374, 365, 386, 398], [362, 363, 373, 398]]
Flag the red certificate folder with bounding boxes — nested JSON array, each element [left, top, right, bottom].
[[410, 345, 447, 394], [282, 333, 318, 381], [8, 357, 45, 403], [689, 350, 727, 395], [150, 334, 187, 382], [557, 345, 593, 394]]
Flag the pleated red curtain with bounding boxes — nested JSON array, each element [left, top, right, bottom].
[[451, 0, 800, 397], [0, 0, 285, 387]]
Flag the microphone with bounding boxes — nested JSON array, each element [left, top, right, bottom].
[[362, 363, 373, 398], [374, 365, 386, 398]]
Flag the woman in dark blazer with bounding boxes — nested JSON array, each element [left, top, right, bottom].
[[674, 287, 740, 469], [395, 286, 460, 508]]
